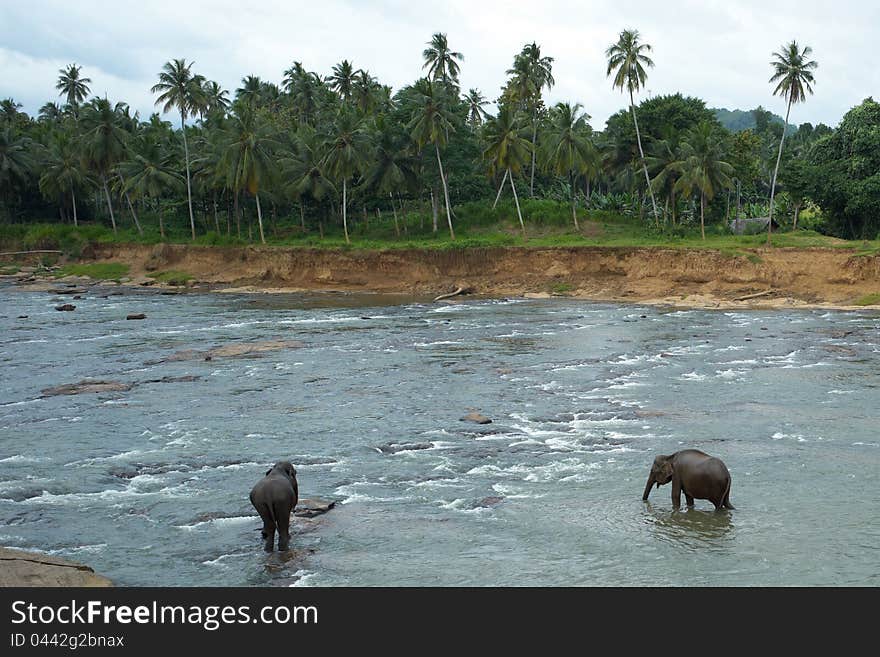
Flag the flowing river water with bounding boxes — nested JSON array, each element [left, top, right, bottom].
[[1, 285, 878, 586]]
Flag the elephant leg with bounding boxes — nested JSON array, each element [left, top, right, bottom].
[[684, 491, 695, 507], [263, 520, 276, 552], [275, 505, 291, 552], [671, 478, 682, 510]]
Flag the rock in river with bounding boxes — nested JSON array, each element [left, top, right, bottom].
[[0, 547, 113, 587], [126, 313, 147, 320], [461, 411, 492, 424], [41, 380, 132, 396], [294, 498, 338, 518], [376, 441, 434, 454], [55, 304, 76, 311]]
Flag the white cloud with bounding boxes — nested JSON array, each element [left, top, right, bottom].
[[1, 0, 876, 128]]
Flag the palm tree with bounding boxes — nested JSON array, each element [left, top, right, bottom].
[[767, 40, 817, 241], [80, 98, 128, 233], [507, 43, 554, 196], [219, 107, 277, 244], [483, 107, 533, 237], [118, 134, 183, 237], [464, 89, 489, 128], [0, 99, 24, 126], [672, 122, 734, 240], [284, 62, 323, 124], [235, 75, 263, 107], [56, 64, 91, 114], [606, 29, 659, 222], [540, 102, 598, 230], [352, 70, 379, 115], [151, 58, 204, 239], [364, 115, 417, 236], [646, 131, 683, 225], [40, 130, 90, 226], [0, 127, 35, 215], [281, 124, 336, 233], [38, 102, 64, 124], [322, 109, 369, 243], [422, 33, 463, 86], [328, 60, 358, 102], [202, 81, 231, 116], [407, 79, 457, 239]]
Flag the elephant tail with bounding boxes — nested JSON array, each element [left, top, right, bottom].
[[722, 475, 735, 510]]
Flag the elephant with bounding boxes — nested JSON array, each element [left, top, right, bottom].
[[249, 461, 299, 552], [642, 449, 734, 510]]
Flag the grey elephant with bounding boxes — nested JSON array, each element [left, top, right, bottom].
[[250, 461, 299, 552], [642, 449, 734, 510]]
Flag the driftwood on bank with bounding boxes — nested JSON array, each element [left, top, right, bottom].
[[434, 286, 475, 302], [734, 289, 775, 301], [0, 250, 63, 257]]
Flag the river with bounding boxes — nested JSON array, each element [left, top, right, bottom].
[[1, 285, 878, 586]]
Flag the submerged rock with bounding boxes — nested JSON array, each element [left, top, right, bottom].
[[208, 340, 303, 358], [41, 380, 132, 396], [145, 340, 303, 365], [55, 304, 76, 311], [294, 498, 337, 518], [48, 287, 87, 295], [126, 313, 146, 320], [0, 547, 113, 587], [461, 411, 492, 425], [376, 441, 434, 454], [474, 496, 504, 508]]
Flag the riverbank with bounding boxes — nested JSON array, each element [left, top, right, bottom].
[[7, 242, 880, 310], [0, 547, 113, 587]]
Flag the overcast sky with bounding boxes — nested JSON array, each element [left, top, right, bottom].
[[1, 0, 876, 129]]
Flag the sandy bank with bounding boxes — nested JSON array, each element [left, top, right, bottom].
[[37, 243, 880, 310]]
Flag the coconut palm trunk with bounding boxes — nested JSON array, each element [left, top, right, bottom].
[[342, 178, 350, 244], [509, 169, 526, 239], [71, 189, 78, 227], [493, 169, 508, 209], [435, 143, 455, 240], [389, 194, 400, 236], [700, 192, 706, 241], [570, 172, 579, 231], [255, 193, 266, 244], [300, 204, 306, 232], [630, 90, 659, 222], [529, 117, 537, 197], [180, 112, 196, 240], [124, 191, 143, 234], [102, 176, 117, 234], [767, 98, 791, 242]]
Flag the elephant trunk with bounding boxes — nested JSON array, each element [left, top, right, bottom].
[[642, 474, 655, 501]]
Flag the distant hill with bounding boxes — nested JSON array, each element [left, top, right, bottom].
[[712, 107, 796, 134]]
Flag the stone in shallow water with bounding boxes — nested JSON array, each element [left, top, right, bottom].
[[55, 304, 76, 311], [474, 496, 504, 508], [461, 411, 492, 424], [376, 441, 434, 454], [41, 380, 132, 396], [294, 498, 337, 518]]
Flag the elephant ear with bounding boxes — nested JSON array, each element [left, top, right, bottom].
[[662, 461, 674, 479]]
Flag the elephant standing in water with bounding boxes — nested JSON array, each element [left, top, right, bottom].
[[250, 461, 299, 552], [642, 450, 734, 510]]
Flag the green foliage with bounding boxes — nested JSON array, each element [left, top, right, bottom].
[[853, 293, 880, 306], [153, 270, 192, 285], [55, 262, 129, 280], [797, 98, 880, 239]]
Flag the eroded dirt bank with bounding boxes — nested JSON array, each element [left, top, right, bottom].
[[84, 243, 880, 309]]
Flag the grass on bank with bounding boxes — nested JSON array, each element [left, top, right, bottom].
[[152, 270, 193, 286], [54, 262, 130, 280], [2, 199, 877, 255], [853, 293, 880, 306]]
